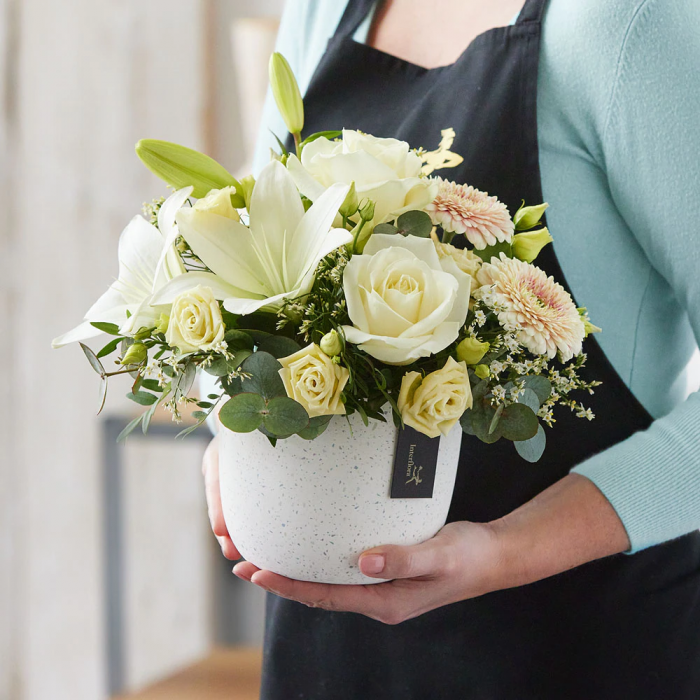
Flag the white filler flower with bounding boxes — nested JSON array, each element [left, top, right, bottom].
[[341, 235, 471, 365], [152, 160, 351, 316]]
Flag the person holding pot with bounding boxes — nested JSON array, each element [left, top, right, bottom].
[[203, 0, 700, 697]]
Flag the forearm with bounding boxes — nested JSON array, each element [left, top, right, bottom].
[[489, 473, 630, 590]]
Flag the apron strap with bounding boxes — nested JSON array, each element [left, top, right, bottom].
[[517, 0, 549, 24], [333, 0, 378, 40]]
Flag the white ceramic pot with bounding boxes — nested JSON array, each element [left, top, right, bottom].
[[219, 413, 462, 584]]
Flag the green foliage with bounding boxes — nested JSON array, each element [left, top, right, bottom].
[[80, 343, 105, 377], [298, 415, 332, 440], [219, 393, 268, 433], [396, 210, 433, 238], [96, 337, 123, 359], [126, 390, 159, 406], [498, 403, 539, 441], [117, 415, 144, 443], [521, 376, 552, 405], [515, 425, 547, 462], [300, 130, 342, 149], [474, 240, 513, 262], [90, 321, 121, 336]]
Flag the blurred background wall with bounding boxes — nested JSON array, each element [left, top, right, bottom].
[[0, 1, 283, 698]]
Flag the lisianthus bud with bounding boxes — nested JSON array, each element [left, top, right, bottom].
[[513, 202, 549, 231], [320, 330, 342, 356], [512, 227, 553, 263], [358, 198, 375, 222], [475, 364, 490, 379], [239, 175, 256, 210], [135, 139, 244, 203], [121, 342, 147, 366], [578, 307, 602, 337], [339, 182, 359, 219], [134, 327, 152, 341], [156, 313, 170, 334], [456, 337, 490, 365], [269, 52, 304, 135]]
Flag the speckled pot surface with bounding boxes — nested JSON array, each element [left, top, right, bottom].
[[219, 413, 463, 584]]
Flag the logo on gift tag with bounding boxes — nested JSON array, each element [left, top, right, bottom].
[[391, 426, 440, 499]]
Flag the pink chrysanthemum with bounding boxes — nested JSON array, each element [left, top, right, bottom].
[[476, 254, 585, 361], [425, 178, 514, 250]]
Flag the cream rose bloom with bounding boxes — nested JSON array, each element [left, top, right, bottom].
[[193, 186, 240, 220], [166, 285, 225, 353], [286, 130, 437, 224], [398, 357, 472, 438], [431, 232, 483, 290], [278, 344, 350, 418], [341, 235, 471, 365]]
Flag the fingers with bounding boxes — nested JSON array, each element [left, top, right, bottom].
[[359, 537, 449, 580], [202, 435, 241, 560]]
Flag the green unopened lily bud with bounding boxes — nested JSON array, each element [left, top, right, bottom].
[[512, 227, 553, 263], [269, 52, 304, 136], [358, 198, 375, 223], [456, 337, 490, 365], [339, 182, 359, 219], [135, 139, 244, 204], [475, 364, 491, 379], [578, 308, 602, 337], [514, 202, 549, 231], [156, 313, 170, 334], [121, 342, 147, 366], [320, 329, 342, 356], [239, 175, 256, 210]]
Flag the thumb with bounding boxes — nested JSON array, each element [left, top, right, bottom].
[[359, 537, 447, 580]]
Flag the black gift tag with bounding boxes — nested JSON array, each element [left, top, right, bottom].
[[390, 426, 440, 499]]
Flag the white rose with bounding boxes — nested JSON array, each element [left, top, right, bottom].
[[341, 235, 471, 365], [278, 344, 350, 418], [193, 186, 240, 220], [166, 285, 225, 353], [398, 357, 473, 438], [286, 130, 437, 224]]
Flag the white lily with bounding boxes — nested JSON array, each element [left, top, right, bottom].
[[52, 187, 192, 348], [152, 160, 351, 316]]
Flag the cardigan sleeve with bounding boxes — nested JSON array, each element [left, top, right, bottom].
[[571, 0, 700, 552]]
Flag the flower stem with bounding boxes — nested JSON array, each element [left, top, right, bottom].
[[293, 132, 302, 159], [442, 230, 456, 245]]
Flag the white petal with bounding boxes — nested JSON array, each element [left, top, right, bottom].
[[287, 154, 326, 201], [223, 289, 292, 316], [52, 321, 103, 349], [152, 187, 192, 291], [364, 234, 443, 271], [150, 271, 253, 305]]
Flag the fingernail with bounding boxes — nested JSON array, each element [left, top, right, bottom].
[[360, 554, 385, 575]]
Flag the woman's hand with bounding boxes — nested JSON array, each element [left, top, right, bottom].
[[202, 435, 241, 561], [234, 474, 631, 624]]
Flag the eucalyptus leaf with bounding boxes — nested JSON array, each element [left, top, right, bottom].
[[263, 397, 309, 436], [518, 388, 541, 414], [514, 424, 547, 463], [470, 405, 503, 444], [90, 321, 121, 336], [239, 352, 286, 400], [521, 376, 552, 406], [219, 393, 266, 433], [80, 343, 105, 377], [96, 337, 122, 359], [297, 415, 332, 441], [499, 403, 539, 442], [474, 240, 513, 262], [396, 210, 433, 238], [223, 330, 254, 351], [460, 409, 476, 435], [373, 223, 399, 235], [126, 390, 158, 407], [257, 335, 301, 360]]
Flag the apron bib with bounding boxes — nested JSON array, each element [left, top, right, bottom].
[[262, 1, 700, 697]]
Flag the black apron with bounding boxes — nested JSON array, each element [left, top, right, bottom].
[[262, 1, 700, 697]]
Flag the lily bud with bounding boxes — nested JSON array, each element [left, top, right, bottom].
[[136, 139, 245, 204], [475, 364, 490, 379], [239, 175, 256, 210], [578, 308, 602, 337], [320, 330, 342, 357], [269, 52, 304, 136], [339, 182, 359, 219], [512, 227, 553, 263], [456, 337, 490, 365], [121, 342, 147, 366], [156, 314, 170, 334], [513, 202, 549, 231], [358, 198, 375, 223]]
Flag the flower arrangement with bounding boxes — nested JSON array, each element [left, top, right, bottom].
[[53, 53, 600, 462]]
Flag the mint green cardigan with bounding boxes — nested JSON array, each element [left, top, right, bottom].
[[248, 0, 700, 552]]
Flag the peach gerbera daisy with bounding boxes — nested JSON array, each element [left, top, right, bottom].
[[425, 177, 514, 250], [475, 254, 585, 361]]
